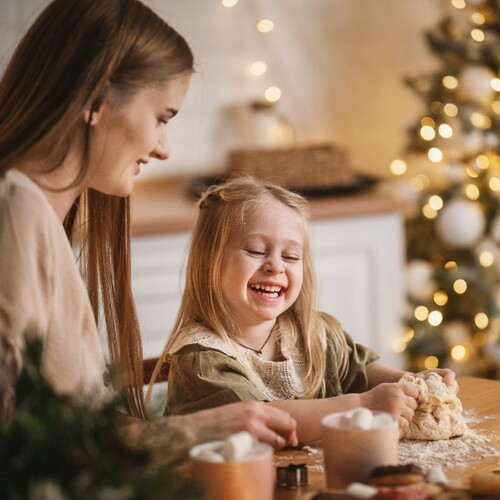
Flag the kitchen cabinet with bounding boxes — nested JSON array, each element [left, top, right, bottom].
[[131, 178, 406, 368]]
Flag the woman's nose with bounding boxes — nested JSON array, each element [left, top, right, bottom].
[[151, 133, 170, 161]]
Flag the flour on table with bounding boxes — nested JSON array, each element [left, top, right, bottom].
[[274, 411, 499, 474], [398, 410, 500, 470], [399, 372, 467, 440]]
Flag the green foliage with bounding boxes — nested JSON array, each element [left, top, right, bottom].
[[0, 336, 203, 499]]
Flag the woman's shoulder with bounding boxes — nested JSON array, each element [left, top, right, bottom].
[[1, 169, 57, 226]]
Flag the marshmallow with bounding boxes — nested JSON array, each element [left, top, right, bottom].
[[350, 408, 374, 430], [196, 448, 225, 463], [221, 431, 254, 461], [338, 412, 354, 429], [345, 481, 378, 498], [372, 413, 394, 429]]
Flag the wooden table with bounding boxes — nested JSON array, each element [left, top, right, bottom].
[[273, 376, 500, 498]]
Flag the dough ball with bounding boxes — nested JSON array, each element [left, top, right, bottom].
[[399, 372, 466, 440]]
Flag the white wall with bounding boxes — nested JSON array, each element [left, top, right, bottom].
[[0, 0, 440, 180]]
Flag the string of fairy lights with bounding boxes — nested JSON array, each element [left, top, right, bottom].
[[389, 0, 500, 372], [222, 0, 282, 104]]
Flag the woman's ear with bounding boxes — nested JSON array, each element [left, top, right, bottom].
[[83, 96, 105, 126], [83, 108, 98, 126]]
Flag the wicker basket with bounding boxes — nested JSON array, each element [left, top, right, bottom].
[[226, 143, 356, 190]]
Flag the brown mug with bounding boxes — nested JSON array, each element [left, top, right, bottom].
[[322, 409, 399, 488], [189, 440, 275, 500]]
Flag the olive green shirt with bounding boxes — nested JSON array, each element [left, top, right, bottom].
[[165, 312, 379, 416]]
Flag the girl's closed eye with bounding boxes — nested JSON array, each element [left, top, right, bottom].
[[157, 116, 169, 126], [245, 248, 265, 256]]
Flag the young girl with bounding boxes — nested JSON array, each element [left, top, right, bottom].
[[162, 175, 456, 443], [0, 0, 296, 462]]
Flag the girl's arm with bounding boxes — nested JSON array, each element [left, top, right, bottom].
[[268, 380, 418, 443], [365, 361, 407, 387], [268, 394, 361, 443], [366, 361, 457, 389]]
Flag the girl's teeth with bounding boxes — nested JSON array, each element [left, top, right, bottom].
[[251, 284, 281, 297]]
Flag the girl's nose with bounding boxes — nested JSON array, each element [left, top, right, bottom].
[[151, 133, 170, 161], [264, 255, 285, 274]]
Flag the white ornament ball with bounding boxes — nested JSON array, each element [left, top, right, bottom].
[[459, 65, 496, 104], [406, 259, 436, 301], [436, 199, 486, 248]]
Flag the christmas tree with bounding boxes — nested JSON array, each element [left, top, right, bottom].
[[390, 0, 500, 378]]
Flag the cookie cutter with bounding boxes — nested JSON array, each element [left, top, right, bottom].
[[276, 463, 309, 489]]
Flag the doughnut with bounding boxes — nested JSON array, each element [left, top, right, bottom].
[[370, 464, 424, 486]]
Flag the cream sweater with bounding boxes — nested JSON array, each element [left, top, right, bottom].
[[0, 169, 106, 398]]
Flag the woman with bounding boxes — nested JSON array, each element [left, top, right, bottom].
[[0, 0, 296, 462]]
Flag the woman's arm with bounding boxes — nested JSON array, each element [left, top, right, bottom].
[[120, 400, 298, 465]]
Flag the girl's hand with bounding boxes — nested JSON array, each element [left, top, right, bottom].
[[413, 368, 457, 391], [359, 382, 419, 429]]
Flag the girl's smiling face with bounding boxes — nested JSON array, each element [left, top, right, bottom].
[[220, 201, 305, 332]]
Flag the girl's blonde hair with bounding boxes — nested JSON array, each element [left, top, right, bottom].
[[0, 0, 194, 418], [159, 175, 327, 399]]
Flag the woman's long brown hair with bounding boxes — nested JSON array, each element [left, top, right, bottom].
[[0, 0, 194, 418]]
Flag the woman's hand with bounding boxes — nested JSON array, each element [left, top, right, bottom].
[[120, 400, 297, 468], [359, 382, 419, 429], [195, 400, 298, 449]]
